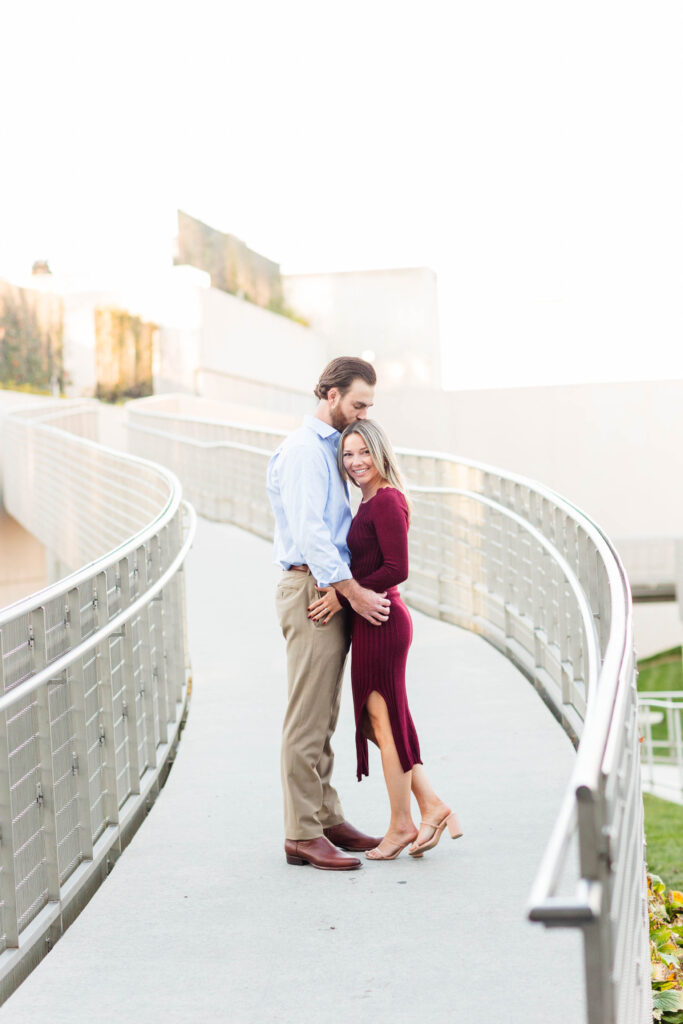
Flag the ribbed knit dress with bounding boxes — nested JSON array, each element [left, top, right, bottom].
[[348, 486, 422, 781]]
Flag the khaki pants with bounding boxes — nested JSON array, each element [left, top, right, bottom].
[[276, 570, 350, 840]]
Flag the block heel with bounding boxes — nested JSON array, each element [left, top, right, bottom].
[[447, 812, 463, 839], [285, 854, 308, 866], [408, 808, 463, 856]]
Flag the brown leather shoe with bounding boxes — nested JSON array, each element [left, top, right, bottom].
[[323, 821, 383, 852], [285, 836, 361, 870]]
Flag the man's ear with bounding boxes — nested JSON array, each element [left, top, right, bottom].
[[327, 387, 339, 405]]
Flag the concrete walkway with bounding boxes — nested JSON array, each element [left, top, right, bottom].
[[2, 517, 584, 1023]]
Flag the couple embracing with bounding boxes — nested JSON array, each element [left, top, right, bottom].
[[266, 357, 462, 870]]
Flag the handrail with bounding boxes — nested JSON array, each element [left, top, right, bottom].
[[124, 394, 651, 1024], [126, 419, 276, 457], [0, 438, 182, 627], [0, 503, 196, 714], [126, 398, 290, 440], [638, 693, 683, 704], [409, 483, 601, 685], [0, 399, 196, 1000]]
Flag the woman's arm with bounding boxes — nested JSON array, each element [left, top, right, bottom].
[[354, 490, 409, 591]]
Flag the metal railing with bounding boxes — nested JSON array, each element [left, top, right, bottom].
[[639, 692, 683, 801], [0, 400, 195, 1000], [126, 393, 652, 1024]]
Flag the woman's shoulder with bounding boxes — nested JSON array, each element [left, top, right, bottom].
[[375, 485, 407, 501], [373, 486, 408, 510]]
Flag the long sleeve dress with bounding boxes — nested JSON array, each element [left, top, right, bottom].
[[347, 486, 422, 781]]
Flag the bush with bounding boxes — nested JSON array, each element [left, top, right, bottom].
[[649, 873, 683, 1022]]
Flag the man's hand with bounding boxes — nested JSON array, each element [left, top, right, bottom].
[[334, 579, 391, 626]]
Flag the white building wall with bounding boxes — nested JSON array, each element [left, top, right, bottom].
[[152, 267, 208, 394], [21, 264, 441, 402], [61, 290, 112, 396], [375, 379, 683, 542], [198, 285, 328, 395], [18, 265, 328, 399], [283, 267, 441, 389]]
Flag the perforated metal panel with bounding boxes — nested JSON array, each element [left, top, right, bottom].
[[0, 400, 193, 965], [124, 394, 651, 1024]]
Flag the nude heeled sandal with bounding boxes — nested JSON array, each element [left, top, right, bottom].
[[408, 811, 463, 857], [366, 836, 419, 861]]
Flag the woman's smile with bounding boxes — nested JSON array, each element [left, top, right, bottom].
[[342, 433, 383, 494]]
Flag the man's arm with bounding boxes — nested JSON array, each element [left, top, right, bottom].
[[278, 444, 352, 586], [333, 578, 390, 626], [279, 444, 390, 626]]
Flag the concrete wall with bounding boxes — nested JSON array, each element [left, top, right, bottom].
[[175, 210, 283, 309], [4, 267, 330, 400], [62, 290, 101, 395], [198, 286, 328, 394], [283, 267, 441, 389], [375, 379, 683, 543], [13, 265, 441, 405]]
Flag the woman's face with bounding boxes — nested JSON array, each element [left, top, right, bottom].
[[342, 432, 383, 491]]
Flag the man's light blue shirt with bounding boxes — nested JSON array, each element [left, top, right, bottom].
[[266, 415, 353, 588]]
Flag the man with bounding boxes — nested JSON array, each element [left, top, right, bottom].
[[266, 356, 391, 870]]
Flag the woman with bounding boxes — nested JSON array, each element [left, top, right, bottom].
[[308, 419, 462, 860]]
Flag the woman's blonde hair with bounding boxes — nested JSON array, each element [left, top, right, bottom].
[[338, 419, 411, 518]]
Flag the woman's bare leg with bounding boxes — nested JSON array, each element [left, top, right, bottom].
[[366, 691, 417, 854], [410, 764, 452, 849]]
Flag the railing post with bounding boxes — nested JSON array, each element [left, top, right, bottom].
[[93, 574, 120, 826], [642, 701, 655, 787], [577, 784, 615, 1024], [117, 558, 141, 795], [66, 586, 95, 860], [136, 544, 159, 769], [148, 536, 169, 740], [30, 607, 61, 899], [674, 705, 683, 796], [163, 516, 186, 706], [0, 634, 19, 949]]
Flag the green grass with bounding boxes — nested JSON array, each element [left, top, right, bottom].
[[638, 646, 683, 693], [637, 646, 683, 756], [644, 792, 683, 890], [639, 648, 683, 891]]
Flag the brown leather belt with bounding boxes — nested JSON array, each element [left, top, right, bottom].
[[288, 564, 310, 573]]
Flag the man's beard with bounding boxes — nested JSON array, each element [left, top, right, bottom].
[[330, 407, 350, 433]]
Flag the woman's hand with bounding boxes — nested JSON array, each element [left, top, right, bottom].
[[308, 586, 342, 625]]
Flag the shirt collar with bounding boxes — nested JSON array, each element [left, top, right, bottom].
[[304, 414, 339, 440]]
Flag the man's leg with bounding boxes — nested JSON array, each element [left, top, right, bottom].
[[316, 648, 347, 830], [276, 572, 349, 840]]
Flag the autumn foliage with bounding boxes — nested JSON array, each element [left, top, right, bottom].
[[650, 874, 683, 1022]]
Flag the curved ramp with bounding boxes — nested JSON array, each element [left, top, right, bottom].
[[2, 518, 583, 1023]]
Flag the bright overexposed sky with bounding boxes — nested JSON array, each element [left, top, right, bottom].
[[1, 0, 682, 390]]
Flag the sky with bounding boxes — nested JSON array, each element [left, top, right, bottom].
[[1, 0, 682, 390]]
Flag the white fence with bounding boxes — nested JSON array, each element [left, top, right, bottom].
[[0, 400, 195, 1000], [639, 692, 683, 802], [126, 393, 651, 1024]]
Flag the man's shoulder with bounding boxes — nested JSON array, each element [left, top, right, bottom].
[[280, 422, 325, 455]]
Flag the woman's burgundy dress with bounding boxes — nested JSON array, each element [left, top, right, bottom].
[[347, 486, 422, 781]]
